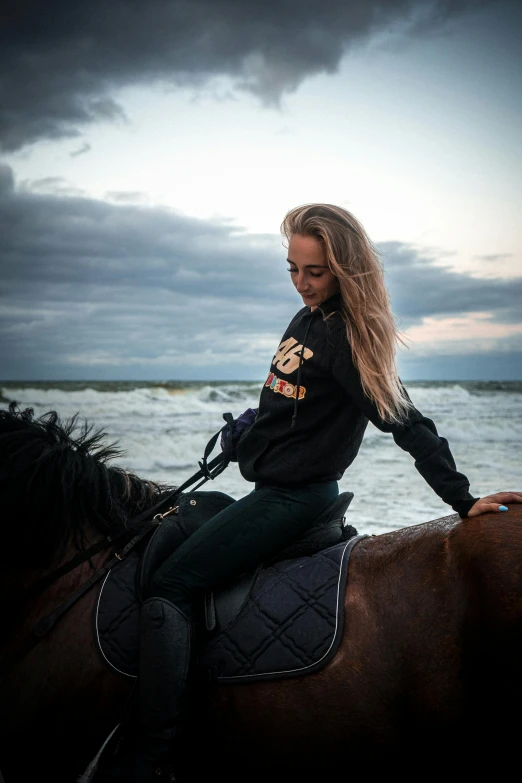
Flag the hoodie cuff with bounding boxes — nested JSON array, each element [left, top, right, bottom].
[[451, 497, 480, 518]]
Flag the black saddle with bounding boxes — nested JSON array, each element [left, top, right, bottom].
[[138, 489, 356, 633]]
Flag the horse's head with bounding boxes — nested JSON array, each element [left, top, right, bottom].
[[0, 403, 169, 568]]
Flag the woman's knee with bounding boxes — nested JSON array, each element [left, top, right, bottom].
[[149, 568, 188, 603]]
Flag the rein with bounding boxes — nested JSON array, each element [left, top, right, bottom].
[[1, 415, 234, 684]]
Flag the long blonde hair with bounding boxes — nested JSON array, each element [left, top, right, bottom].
[[281, 203, 411, 423]]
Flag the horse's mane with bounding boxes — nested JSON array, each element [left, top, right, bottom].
[[0, 403, 173, 568]]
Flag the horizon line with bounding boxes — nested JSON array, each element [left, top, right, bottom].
[[1, 378, 521, 384]]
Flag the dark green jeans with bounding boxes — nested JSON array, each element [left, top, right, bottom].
[[149, 480, 339, 618]]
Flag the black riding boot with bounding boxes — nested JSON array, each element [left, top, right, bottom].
[[99, 597, 192, 783], [137, 597, 192, 781]]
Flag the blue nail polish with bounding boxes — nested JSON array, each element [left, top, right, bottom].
[[499, 505, 508, 511]]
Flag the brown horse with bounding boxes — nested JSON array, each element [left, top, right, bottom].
[[1, 405, 521, 783]]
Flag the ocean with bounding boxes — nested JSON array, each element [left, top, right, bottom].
[[1, 380, 520, 536]]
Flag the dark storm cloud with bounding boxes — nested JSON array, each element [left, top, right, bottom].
[[382, 242, 522, 326], [1, 163, 521, 380], [0, 163, 290, 377], [1, 0, 490, 151], [0, 166, 284, 301]]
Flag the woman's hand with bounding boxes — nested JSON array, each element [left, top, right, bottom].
[[220, 408, 257, 458], [467, 492, 522, 517]]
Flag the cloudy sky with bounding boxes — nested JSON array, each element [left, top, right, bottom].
[[1, 0, 521, 381]]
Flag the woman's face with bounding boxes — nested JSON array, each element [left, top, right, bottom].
[[287, 234, 339, 310]]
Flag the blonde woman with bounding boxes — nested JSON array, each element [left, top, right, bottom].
[[106, 204, 521, 782]]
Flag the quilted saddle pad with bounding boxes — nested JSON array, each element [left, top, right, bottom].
[[95, 534, 366, 684]]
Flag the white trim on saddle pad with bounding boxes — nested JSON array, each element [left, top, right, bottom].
[[95, 570, 137, 679]]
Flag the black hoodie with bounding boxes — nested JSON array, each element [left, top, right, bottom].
[[237, 293, 478, 518]]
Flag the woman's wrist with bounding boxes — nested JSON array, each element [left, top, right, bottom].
[[451, 497, 480, 518]]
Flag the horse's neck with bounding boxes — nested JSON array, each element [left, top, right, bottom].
[[1, 522, 113, 621]]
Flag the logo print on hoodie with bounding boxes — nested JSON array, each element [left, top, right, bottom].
[[272, 337, 313, 374], [265, 372, 306, 399]]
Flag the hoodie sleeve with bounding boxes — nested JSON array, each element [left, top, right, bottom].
[[331, 339, 478, 518]]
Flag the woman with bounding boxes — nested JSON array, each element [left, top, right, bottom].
[[108, 204, 520, 782]]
